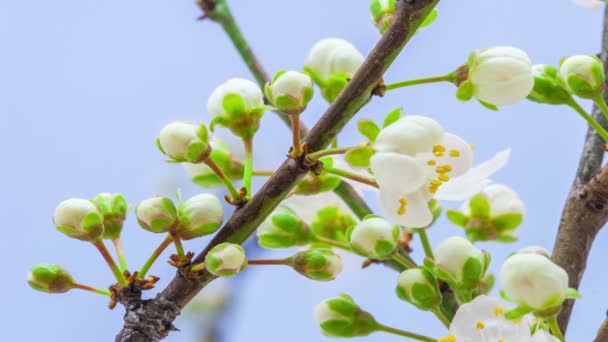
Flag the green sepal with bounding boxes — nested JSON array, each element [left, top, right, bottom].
[[566, 287, 582, 299], [303, 65, 325, 88], [455, 80, 474, 102], [222, 93, 246, 118], [383, 108, 402, 128], [311, 206, 357, 243], [357, 119, 380, 142], [495, 234, 518, 243], [423, 257, 435, 270], [504, 305, 534, 320], [446, 209, 469, 227], [156, 138, 166, 155], [322, 74, 350, 103], [344, 146, 375, 168], [477, 99, 499, 111], [492, 213, 523, 232], [460, 257, 483, 289], [468, 194, 491, 218]]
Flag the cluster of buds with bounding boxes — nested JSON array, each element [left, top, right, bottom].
[[447, 184, 525, 243]]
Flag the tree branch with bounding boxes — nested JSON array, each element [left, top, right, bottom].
[[115, 1, 439, 340], [552, 6, 608, 333], [595, 319, 608, 342]]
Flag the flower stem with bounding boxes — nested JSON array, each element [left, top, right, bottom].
[[377, 323, 436, 341], [307, 146, 358, 160], [314, 236, 351, 250], [392, 252, 417, 269], [594, 95, 608, 124], [253, 169, 274, 176], [92, 240, 126, 286], [73, 283, 111, 296], [171, 232, 185, 257], [548, 316, 566, 342], [568, 99, 608, 142], [111, 238, 128, 273], [431, 308, 451, 328], [415, 228, 434, 259], [248, 259, 290, 266], [243, 136, 254, 199], [385, 74, 453, 91], [290, 115, 302, 156], [190, 262, 206, 272], [138, 234, 173, 278], [203, 157, 241, 200], [323, 166, 378, 188]]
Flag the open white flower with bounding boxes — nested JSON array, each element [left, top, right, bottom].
[[370, 116, 508, 227]]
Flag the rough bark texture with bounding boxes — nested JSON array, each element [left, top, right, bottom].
[[596, 320, 608, 342], [552, 5, 608, 334], [115, 1, 439, 340]]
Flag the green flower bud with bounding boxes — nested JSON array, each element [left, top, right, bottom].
[[176, 194, 224, 240], [53, 198, 104, 242], [92, 193, 128, 240], [432, 236, 489, 290], [28, 264, 75, 293], [135, 196, 178, 233], [157, 122, 210, 163], [314, 294, 379, 338], [205, 242, 247, 277], [207, 78, 269, 139], [184, 140, 244, 187], [559, 54, 605, 99], [257, 206, 312, 248], [311, 206, 357, 243], [395, 268, 441, 310], [527, 64, 572, 105], [265, 70, 314, 114], [289, 248, 343, 281], [370, 0, 395, 34], [348, 217, 399, 260]]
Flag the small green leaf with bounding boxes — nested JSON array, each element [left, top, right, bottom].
[[357, 119, 380, 142], [446, 209, 469, 227], [492, 213, 523, 231], [345, 146, 375, 168], [468, 194, 491, 218], [383, 108, 402, 128]]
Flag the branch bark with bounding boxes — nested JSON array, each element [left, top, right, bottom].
[[115, 1, 438, 340], [551, 6, 608, 333]]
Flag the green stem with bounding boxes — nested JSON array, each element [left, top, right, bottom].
[[594, 95, 608, 124], [243, 136, 254, 199], [203, 158, 240, 200], [333, 182, 374, 219], [314, 236, 351, 250], [415, 228, 434, 259], [323, 166, 378, 188], [138, 234, 173, 278], [431, 308, 451, 328], [548, 316, 566, 342], [377, 324, 436, 342], [248, 259, 290, 266], [190, 262, 206, 272], [392, 252, 417, 269], [307, 145, 359, 160], [92, 240, 126, 286], [385, 74, 453, 91], [111, 238, 128, 273], [171, 233, 185, 257], [568, 99, 608, 141], [73, 283, 111, 296]]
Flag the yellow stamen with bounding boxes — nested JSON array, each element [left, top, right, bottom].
[[449, 149, 460, 157], [433, 144, 446, 157], [427, 160, 437, 166], [438, 335, 456, 342], [397, 198, 407, 216], [476, 321, 485, 329], [493, 306, 503, 317], [439, 174, 450, 182]]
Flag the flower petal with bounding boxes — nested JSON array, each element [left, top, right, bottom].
[[378, 190, 433, 227], [374, 116, 444, 155], [371, 152, 427, 194]]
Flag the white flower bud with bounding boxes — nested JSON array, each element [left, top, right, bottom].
[[265, 71, 314, 114], [314, 294, 378, 337], [461, 184, 525, 217], [305, 38, 364, 102], [528, 64, 572, 105], [290, 248, 343, 281], [53, 198, 104, 242], [516, 245, 550, 258], [559, 54, 605, 99], [205, 242, 248, 277], [207, 78, 267, 138], [257, 206, 311, 248], [92, 192, 128, 240], [374, 115, 444, 155], [158, 122, 209, 163], [467, 46, 534, 107], [500, 253, 568, 311], [396, 268, 441, 310], [176, 194, 224, 240], [433, 236, 486, 288], [348, 217, 399, 260], [135, 196, 177, 233]]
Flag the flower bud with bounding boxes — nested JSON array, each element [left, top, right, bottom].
[[135, 196, 178, 233], [207, 78, 268, 138], [92, 193, 128, 240], [289, 248, 343, 281], [304, 38, 364, 103], [205, 243, 248, 277], [265, 70, 314, 114], [432, 236, 488, 289], [500, 252, 568, 312], [370, 0, 395, 34], [311, 206, 357, 243], [395, 268, 441, 310], [348, 217, 399, 260], [184, 139, 244, 187], [257, 206, 312, 248], [28, 264, 75, 293], [157, 122, 210, 163], [527, 64, 572, 105], [314, 294, 379, 337], [463, 46, 534, 107], [516, 245, 550, 257], [559, 54, 605, 99], [53, 198, 104, 242], [176, 194, 224, 240]]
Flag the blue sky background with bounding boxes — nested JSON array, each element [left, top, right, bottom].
[[1, 0, 607, 341]]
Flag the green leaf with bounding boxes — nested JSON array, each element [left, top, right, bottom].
[[468, 194, 491, 218], [492, 213, 523, 231], [357, 119, 380, 142], [446, 209, 469, 227], [344, 146, 375, 168], [383, 108, 402, 128]]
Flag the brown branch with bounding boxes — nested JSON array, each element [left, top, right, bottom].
[[552, 6, 608, 333], [596, 320, 608, 342], [115, 1, 439, 340]]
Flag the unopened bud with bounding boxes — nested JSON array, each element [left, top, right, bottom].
[[53, 198, 104, 242], [432, 236, 489, 290], [314, 294, 379, 337], [348, 217, 399, 260], [257, 206, 312, 248], [559, 54, 605, 99], [265, 70, 314, 114], [135, 196, 177, 233], [28, 264, 74, 293], [92, 193, 128, 240], [205, 242, 248, 277], [289, 248, 343, 281], [177, 194, 224, 240]]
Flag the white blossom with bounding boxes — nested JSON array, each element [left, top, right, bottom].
[[305, 38, 364, 84]]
